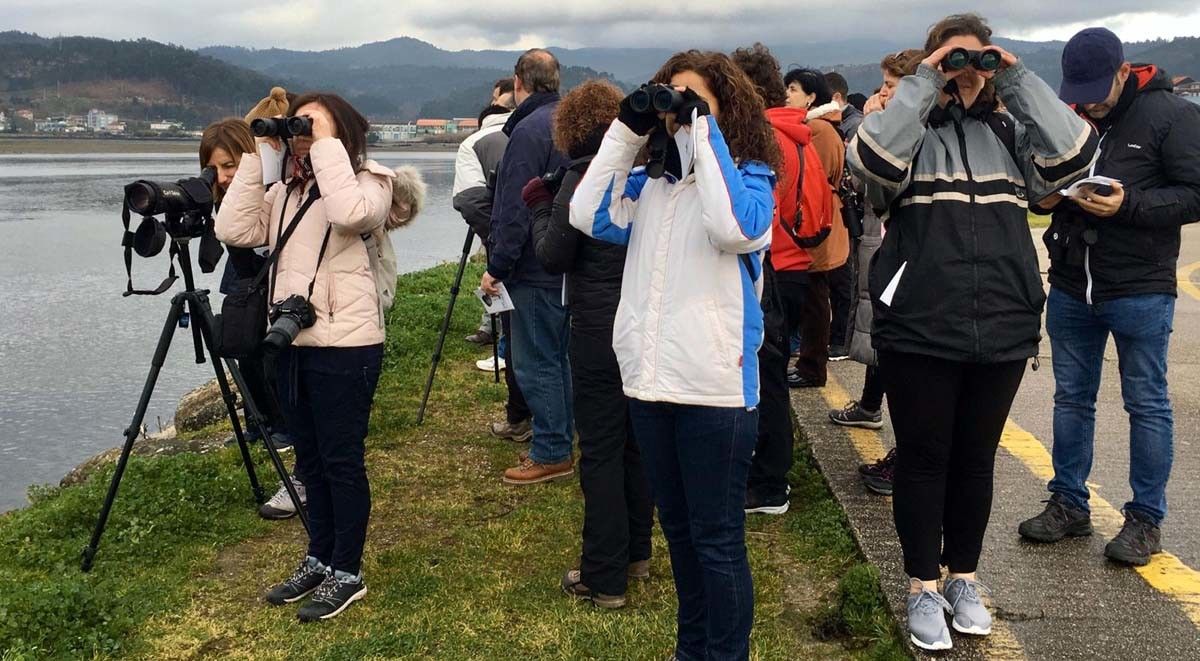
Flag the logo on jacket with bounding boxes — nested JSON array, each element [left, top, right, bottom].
[[1127, 143, 1143, 150]]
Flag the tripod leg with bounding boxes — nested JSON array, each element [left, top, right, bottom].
[[82, 295, 186, 571], [490, 314, 500, 384], [416, 230, 474, 425], [190, 293, 310, 534]]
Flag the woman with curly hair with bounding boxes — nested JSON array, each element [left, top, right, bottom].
[[522, 79, 654, 609], [570, 51, 779, 660]]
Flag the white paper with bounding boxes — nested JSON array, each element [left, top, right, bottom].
[[475, 282, 515, 314], [1060, 176, 1120, 199], [259, 142, 286, 186], [675, 110, 697, 176], [879, 261, 907, 307]]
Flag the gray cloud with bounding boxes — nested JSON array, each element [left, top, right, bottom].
[[5, 1, 1199, 51]]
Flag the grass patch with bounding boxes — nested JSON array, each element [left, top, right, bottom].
[[0, 263, 906, 660], [1027, 211, 1051, 229]]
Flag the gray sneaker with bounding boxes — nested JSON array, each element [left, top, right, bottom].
[[259, 476, 307, 520], [906, 584, 953, 651], [943, 577, 992, 636]]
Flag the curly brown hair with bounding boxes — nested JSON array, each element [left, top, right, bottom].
[[553, 79, 623, 158], [730, 43, 786, 108], [651, 50, 782, 172]]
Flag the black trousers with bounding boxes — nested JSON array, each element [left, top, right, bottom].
[[237, 350, 284, 432], [794, 271, 831, 384], [828, 261, 854, 350], [748, 266, 794, 499], [879, 350, 1026, 580], [860, 365, 885, 413], [499, 311, 531, 424], [276, 344, 383, 575], [571, 311, 654, 595], [775, 269, 810, 351]]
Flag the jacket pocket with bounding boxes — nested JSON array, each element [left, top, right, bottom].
[[326, 271, 338, 323], [705, 301, 736, 369]]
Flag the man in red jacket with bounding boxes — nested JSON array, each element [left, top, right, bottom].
[[732, 44, 813, 515]]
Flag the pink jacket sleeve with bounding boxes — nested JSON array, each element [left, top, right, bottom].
[[214, 152, 278, 248], [310, 138, 391, 235]]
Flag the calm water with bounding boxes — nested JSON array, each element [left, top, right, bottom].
[[0, 150, 464, 512]]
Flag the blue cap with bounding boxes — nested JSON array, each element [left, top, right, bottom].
[[1060, 27, 1125, 104]]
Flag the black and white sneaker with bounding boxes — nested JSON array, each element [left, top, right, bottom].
[[266, 557, 328, 605], [298, 572, 367, 622], [828, 345, 850, 362], [745, 489, 790, 515], [829, 401, 884, 430]]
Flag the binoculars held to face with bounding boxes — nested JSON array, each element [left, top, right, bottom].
[[628, 84, 686, 115], [250, 115, 313, 139], [943, 48, 1002, 73]]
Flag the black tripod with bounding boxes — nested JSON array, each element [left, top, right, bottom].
[[416, 229, 499, 425], [81, 238, 307, 571]]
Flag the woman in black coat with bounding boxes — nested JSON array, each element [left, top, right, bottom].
[[521, 80, 654, 608]]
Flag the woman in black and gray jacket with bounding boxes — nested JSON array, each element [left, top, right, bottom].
[[847, 14, 1097, 651], [521, 79, 654, 609]]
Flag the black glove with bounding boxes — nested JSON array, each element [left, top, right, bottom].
[[619, 85, 661, 136], [675, 89, 710, 126]]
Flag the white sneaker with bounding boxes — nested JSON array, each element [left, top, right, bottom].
[[476, 356, 506, 372], [259, 476, 306, 520]]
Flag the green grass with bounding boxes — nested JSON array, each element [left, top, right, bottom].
[[1027, 211, 1051, 229], [0, 263, 907, 661]]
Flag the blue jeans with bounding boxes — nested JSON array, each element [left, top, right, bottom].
[[507, 282, 574, 464], [629, 400, 757, 661], [1046, 287, 1175, 524]]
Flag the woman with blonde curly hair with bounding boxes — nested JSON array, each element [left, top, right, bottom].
[[570, 51, 779, 660], [522, 79, 654, 610]]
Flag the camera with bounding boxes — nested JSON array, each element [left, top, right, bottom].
[[263, 294, 317, 353], [943, 48, 1002, 72], [629, 84, 685, 115], [125, 167, 218, 258], [250, 116, 313, 139]]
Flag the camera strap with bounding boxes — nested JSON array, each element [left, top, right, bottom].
[[308, 226, 333, 301], [261, 182, 322, 305], [120, 196, 179, 297]]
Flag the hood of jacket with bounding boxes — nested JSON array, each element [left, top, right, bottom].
[[504, 92, 560, 136], [480, 111, 512, 132], [806, 101, 843, 123], [765, 106, 813, 145]]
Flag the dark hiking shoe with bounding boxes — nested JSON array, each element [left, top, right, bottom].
[[465, 329, 494, 345], [828, 345, 850, 362], [298, 572, 367, 622], [1104, 510, 1162, 566], [829, 401, 884, 429], [628, 559, 651, 580], [561, 569, 626, 609], [745, 489, 790, 515], [1018, 493, 1093, 543], [266, 557, 328, 605], [788, 372, 825, 388], [490, 419, 533, 443], [858, 449, 895, 496]]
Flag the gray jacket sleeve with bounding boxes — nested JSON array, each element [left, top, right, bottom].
[[994, 62, 1099, 203], [453, 186, 494, 239], [847, 65, 942, 212]]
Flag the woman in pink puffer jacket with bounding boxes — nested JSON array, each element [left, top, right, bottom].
[[215, 92, 393, 622]]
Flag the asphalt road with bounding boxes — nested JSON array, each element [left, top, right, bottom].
[[793, 224, 1200, 659]]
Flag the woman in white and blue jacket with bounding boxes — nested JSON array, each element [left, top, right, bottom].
[[570, 51, 780, 661]]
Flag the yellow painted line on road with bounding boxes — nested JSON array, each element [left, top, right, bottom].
[[999, 419, 1200, 629], [1178, 261, 1200, 302], [817, 375, 1028, 660]]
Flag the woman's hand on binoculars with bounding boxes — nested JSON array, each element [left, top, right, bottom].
[[923, 45, 968, 82], [304, 108, 336, 140], [619, 85, 661, 136]]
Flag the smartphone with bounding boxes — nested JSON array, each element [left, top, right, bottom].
[[1086, 184, 1114, 197]]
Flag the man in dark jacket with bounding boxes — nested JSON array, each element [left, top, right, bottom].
[[1019, 28, 1200, 566], [481, 49, 573, 485]]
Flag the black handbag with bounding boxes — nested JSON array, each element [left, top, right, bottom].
[[214, 185, 321, 359]]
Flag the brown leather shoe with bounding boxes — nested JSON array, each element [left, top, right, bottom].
[[490, 419, 532, 443], [502, 456, 573, 485], [627, 559, 650, 580], [561, 569, 626, 609]]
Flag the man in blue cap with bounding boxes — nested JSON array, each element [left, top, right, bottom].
[[1018, 27, 1200, 566]]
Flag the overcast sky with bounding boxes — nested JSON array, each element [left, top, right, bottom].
[[6, 1, 1200, 51]]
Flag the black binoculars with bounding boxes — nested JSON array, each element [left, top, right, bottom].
[[628, 84, 685, 114], [250, 115, 313, 139], [943, 48, 1002, 72]]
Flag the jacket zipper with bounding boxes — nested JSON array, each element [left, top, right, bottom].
[[1083, 134, 1106, 305], [953, 117, 981, 359]]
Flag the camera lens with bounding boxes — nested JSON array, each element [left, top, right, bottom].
[[126, 182, 158, 216], [944, 48, 970, 71], [263, 315, 302, 354], [977, 49, 1002, 72]]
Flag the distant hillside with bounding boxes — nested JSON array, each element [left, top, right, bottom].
[[0, 32, 287, 125]]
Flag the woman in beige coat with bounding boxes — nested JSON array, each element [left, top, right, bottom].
[[216, 92, 393, 622]]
